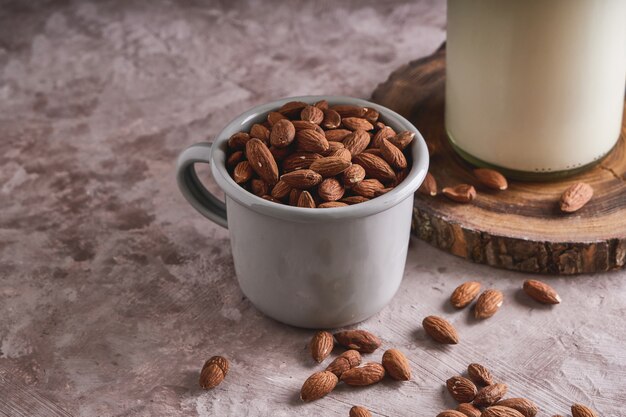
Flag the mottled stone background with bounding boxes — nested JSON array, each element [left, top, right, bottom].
[[0, 1, 624, 416]]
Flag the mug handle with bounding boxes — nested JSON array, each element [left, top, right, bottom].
[[176, 142, 228, 229]]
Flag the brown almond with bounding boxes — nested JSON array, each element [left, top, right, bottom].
[[362, 148, 383, 156], [379, 138, 408, 169], [467, 363, 494, 386], [571, 404, 598, 417], [270, 179, 292, 200], [382, 348, 411, 381], [233, 161, 253, 184], [318, 178, 345, 202], [353, 153, 396, 183], [310, 331, 334, 363], [261, 194, 280, 203], [332, 147, 352, 162], [334, 329, 381, 353], [267, 111, 286, 127], [372, 125, 396, 148], [474, 289, 504, 319], [325, 128, 352, 142], [364, 108, 379, 124], [278, 100, 307, 118], [227, 150, 244, 169], [300, 370, 338, 402], [447, 376, 477, 402], [228, 131, 250, 150], [349, 406, 372, 417], [301, 105, 324, 125], [325, 349, 361, 377], [314, 99, 329, 110], [245, 138, 279, 185], [457, 403, 482, 417], [523, 279, 561, 304], [496, 398, 538, 417], [443, 184, 476, 203], [292, 120, 325, 133], [343, 117, 374, 131], [250, 123, 270, 143], [560, 182, 593, 213], [281, 169, 322, 189], [388, 131, 415, 150], [437, 411, 467, 417], [297, 190, 316, 208], [482, 406, 525, 417], [270, 119, 296, 148], [474, 168, 508, 190], [282, 152, 322, 172], [341, 195, 370, 205], [269, 145, 292, 162], [318, 201, 348, 208], [340, 362, 385, 386], [422, 315, 459, 344], [295, 129, 330, 153], [309, 156, 352, 177], [343, 164, 366, 187], [343, 130, 371, 155], [418, 172, 438, 196], [322, 109, 342, 129], [450, 281, 481, 309], [474, 383, 508, 407], [199, 356, 229, 389], [331, 104, 368, 118], [322, 141, 344, 156], [352, 179, 385, 198], [289, 188, 302, 206], [250, 179, 269, 196]]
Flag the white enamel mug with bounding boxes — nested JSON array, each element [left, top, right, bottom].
[[176, 96, 428, 328]]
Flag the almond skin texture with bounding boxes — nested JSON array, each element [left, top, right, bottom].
[[292, 120, 325, 133], [450, 281, 481, 308], [571, 404, 599, 417], [280, 169, 322, 189], [437, 411, 467, 417], [309, 156, 351, 177], [246, 138, 279, 185], [372, 125, 396, 148], [267, 111, 286, 126], [270, 179, 291, 200], [233, 161, 253, 184], [343, 117, 374, 131], [349, 406, 372, 417], [318, 201, 348, 208], [422, 315, 459, 344], [340, 362, 385, 386], [325, 128, 352, 142], [482, 406, 525, 417], [446, 376, 478, 402], [301, 105, 324, 125], [300, 371, 338, 402], [457, 403, 482, 417], [496, 398, 539, 417], [343, 130, 371, 155], [523, 280, 561, 304], [352, 178, 385, 198], [270, 119, 296, 148], [296, 129, 330, 153], [199, 356, 229, 389], [297, 190, 316, 208], [334, 330, 381, 353], [227, 150, 244, 169], [331, 104, 368, 118], [382, 349, 411, 381], [318, 178, 345, 201], [228, 131, 250, 150], [322, 109, 342, 129], [250, 179, 269, 196], [250, 123, 270, 142], [474, 168, 508, 190], [353, 153, 396, 183], [467, 363, 494, 386], [474, 289, 504, 319], [473, 383, 508, 407], [332, 147, 352, 162], [443, 184, 476, 203], [418, 172, 438, 196], [379, 138, 408, 169], [310, 331, 334, 363], [342, 195, 370, 205], [325, 349, 361, 377], [282, 152, 322, 172], [560, 182, 593, 213], [388, 131, 415, 150], [278, 100, 307, 118], [343, 164, 366, 187]]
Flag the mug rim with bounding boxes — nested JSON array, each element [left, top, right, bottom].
[[210, 95, 429, 222]]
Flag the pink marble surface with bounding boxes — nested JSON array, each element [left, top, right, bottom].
[[0, 1, 624, 416]]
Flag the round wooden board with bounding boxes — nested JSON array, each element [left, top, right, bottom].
[[372, 45, 626, 275]]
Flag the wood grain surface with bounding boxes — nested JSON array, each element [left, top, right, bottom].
[[372, 46, 626, 275]]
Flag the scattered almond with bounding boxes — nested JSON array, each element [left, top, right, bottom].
[[437, 410, 468, 417], [474, 168, 508, 190], [523, 280, 561, 304], [474, 289, 504, 319], [349, 405, 372, 417], [467, 363, 494, 386], [457, 403, 482, 417], [560, 182, 593, 213], [199, 356, 229, 389], [382, 349, 411, 381], [482, 406, 525, 417], [340, 362, 385, 386], [326, 349, 361, 377], [443, 184, 476, 203], [300, 370, 338, 402], [450, 281, 481, 308], [422, 315, 459, 344], [334, 330, 381, 353], [571, 403, 598, 417], [496, 398, 538, 417], [310, 331, 334, 363], [418, 172, 438, 196], [474, 383, 508, 407], [447, 376, 478, 402]]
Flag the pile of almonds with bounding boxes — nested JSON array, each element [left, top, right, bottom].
[[226, 100, 414, 208]]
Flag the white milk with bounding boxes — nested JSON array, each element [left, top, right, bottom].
[[446, 0, 626, 175]]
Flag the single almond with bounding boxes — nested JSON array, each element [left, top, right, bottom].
[[343, 117, 374, 131], [318, 178, 345, 202], [523, 280, 561, 304], [364, 108, 379, 124], [270, 119, 296, 148], [301, 105, 324, 125], [295, 129, 330, 153], [443, 184, 476, 203], [422, 315, 459, 344], [382, 349, 411, 381], [372, 125, 396, 148], [245, 138, 279, 185], [233, 161, 253, 184], [310, 331, 334, 363], [340, 362, 385, 386], [319, 201, 348, 208], [292, 120, 325, 133], [363, 148, 383, 156], [199, 356, 229, 389], [560, 182, 593, 213], [270, 179, 292, 200], [289, 188, 302, 206], [353, 153, 396, 183], [341, 195, 370, 204], [350, 406, 373, 417], [482, 406, 525, 417], [322, 109, 342, 129], [467, 363, 494, 386], [418, 172, 438, 196], [352, 178, 385, 198], [322, 141, 344, 156], [250, 179, 269, 196], [571, 403, 598, 417], [300, 370, 338, 402], [333, 329, 381, 353], [343, 164, 366, 187], [343, 130, 371, 155], [450, 281, 481, 308], [331, 104, 368, 118], [267, 111, 286, 127], [447, 376, 478, 402], [282, 152, 322, 172], [474, 168, 508, 190], [278, 100, 307, 118], [496, 398, 538, 417], [309, 156, 352, 177], [325, 349, 361, 377], [227, 150, 244, 169], [388, 131, 415, 150], [380, 138, 408, 169], [297, 190, 316, 208], [473, 383, 508, 407], [457, 403, 482, 417], [269, 145, 292, 162], [325, 128, 352, 142], [332, 147, 352, 162], [437, 411, 467, 417], [250, 123, 270, 143], [314, 99, 329, 110], [281, 169, 323, 189], [474, 289, 504, 319]]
